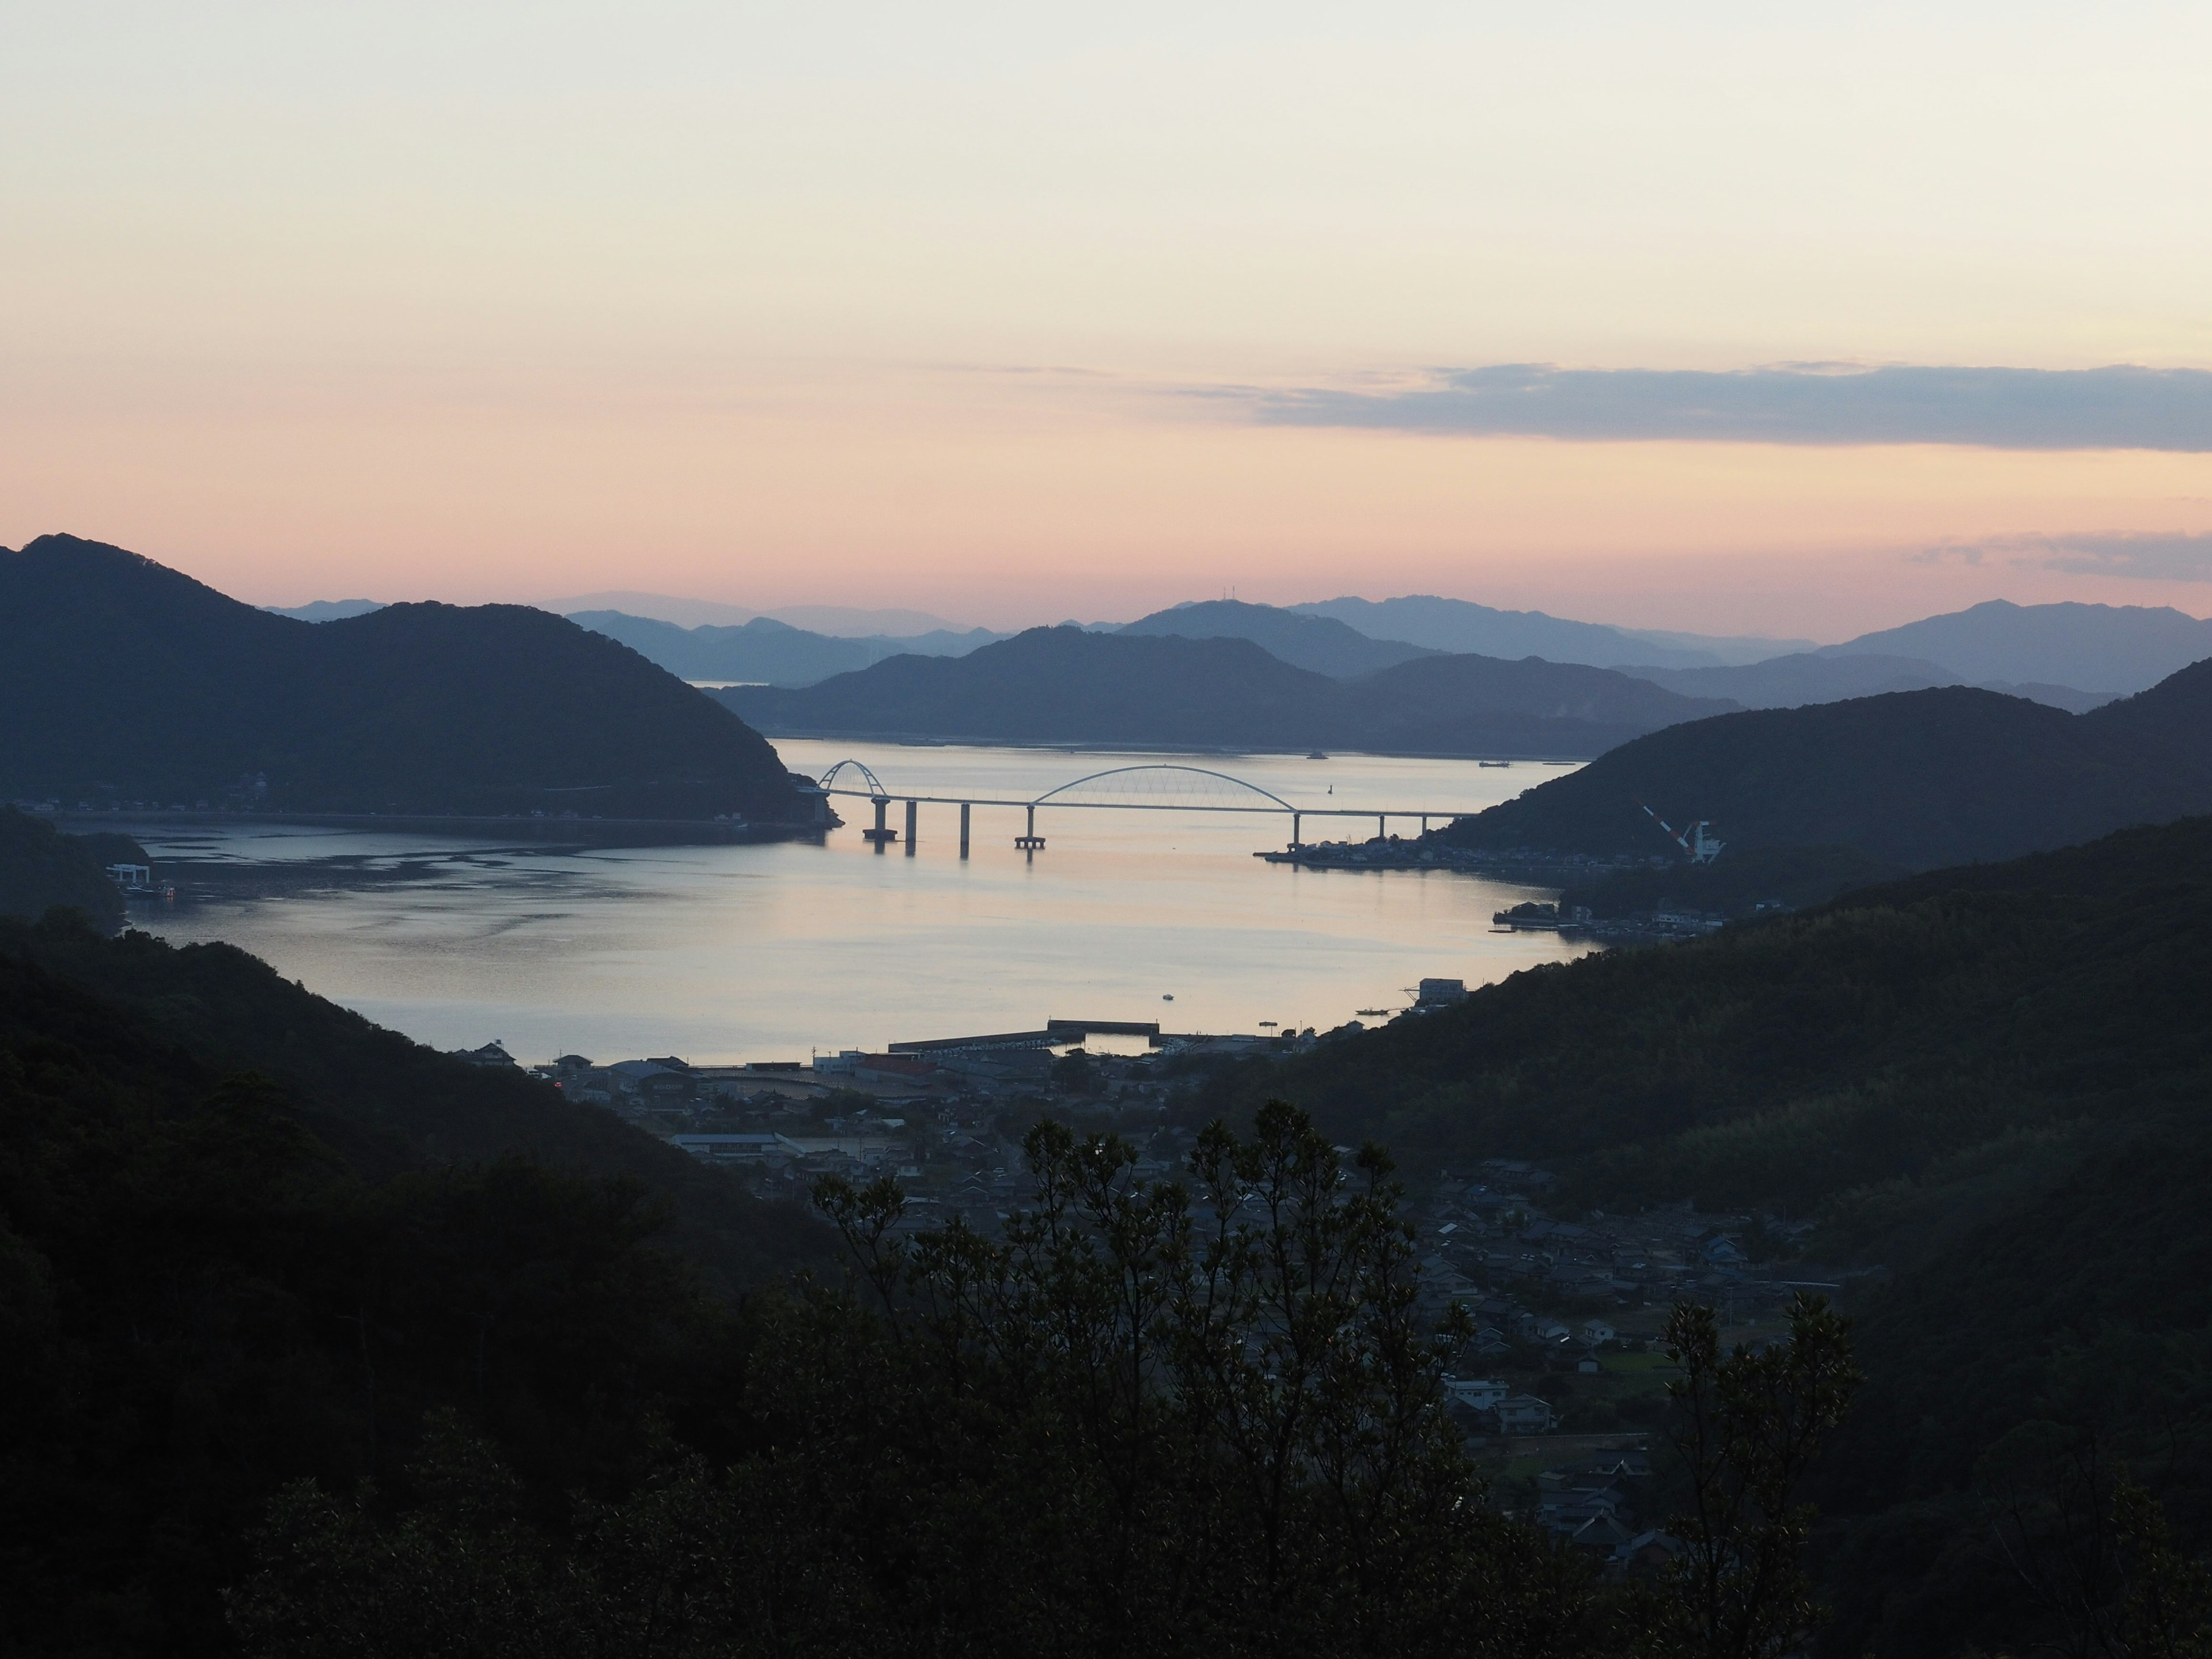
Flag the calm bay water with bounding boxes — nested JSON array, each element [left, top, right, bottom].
[[128, 743, 1596, 1065]]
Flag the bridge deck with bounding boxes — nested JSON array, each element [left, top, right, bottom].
[[820, 789, 1473, 817]]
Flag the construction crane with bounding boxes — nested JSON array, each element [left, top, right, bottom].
[[1639, 801, 1725, 864]]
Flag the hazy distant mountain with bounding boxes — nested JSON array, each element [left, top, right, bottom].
[[545, 590, 967, 637], [715, 626, 1733, 757], [1607, 623, 1821, 666], [1620, 652, 2119, 713], [1624, 653, 1965, 708], [569, 612, 874, 683], [1286, 594, 1796, 669], [1342, 654, 1738, 753], [0, 535, 806, 823], [570, 610, 1007, 686], [541, 590, 763, 628], [1438, 660, 2212, 869], [1819, 599, 2212, 693], [767, 603, 969, 637], [263, 599, 386, 622], [1118, 599, 1438, 677]]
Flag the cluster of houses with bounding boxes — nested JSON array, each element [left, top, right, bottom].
[[1415, 1160, 1814, 1328], [1528, 1452, 1684, 1575], [453, 1033, 1216, 1226]]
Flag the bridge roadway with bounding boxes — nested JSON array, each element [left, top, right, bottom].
[[812, 759, 1490, 857]]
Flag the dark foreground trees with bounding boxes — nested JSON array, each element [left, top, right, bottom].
[[229, 1105, 1861, 1659]]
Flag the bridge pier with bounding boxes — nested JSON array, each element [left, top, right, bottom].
[[1290, 810, 1301, 850], [905, 798, 918, 855], [862, 796, 896, 849], [1014, 803, 1046, 852], [959, 802, 971, 858], [1378, 814, 1386, 839]]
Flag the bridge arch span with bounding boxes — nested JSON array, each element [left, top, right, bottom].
[[817, 758, 891, 799], [1028, 763, 1296, 812]]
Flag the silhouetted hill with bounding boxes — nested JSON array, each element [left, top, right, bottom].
[[1196, 814, 2212, 1653], [0, 534, 806, 822], [0, 807, 143, 928], [570, 608, 1005, 687], [717, 626, 1733, 756], [1819, 596, 2212, 692], [1119, 599, 1438, 677], [1438, 663, 2212, 869]]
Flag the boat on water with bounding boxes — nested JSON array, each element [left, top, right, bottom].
[[1306, 750, 1328, 759], [1478, 759, 1511, 768]]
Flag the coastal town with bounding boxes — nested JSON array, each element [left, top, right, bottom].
[[457, 987, 1840, 1580]]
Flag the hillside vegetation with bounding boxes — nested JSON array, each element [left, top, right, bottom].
[[1200, 815, 2212, 1656], [1441, 661, 2212, 869], [0, 807, 145, 928], [0, 908, 1856, 1659], [0, 913, 829, 1291], [721, 625, 1735, 757], [0, 535, 806, 821]]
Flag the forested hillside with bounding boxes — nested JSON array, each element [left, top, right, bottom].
[[0, 807, 142, 928], [0, 535, 806, 821], [1201, 815, 2212, 1656], [0, 910, 836, 1654], [0, 908, 1850, 1659]]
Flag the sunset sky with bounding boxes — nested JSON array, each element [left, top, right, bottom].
[[6, 3, 2210, 637]]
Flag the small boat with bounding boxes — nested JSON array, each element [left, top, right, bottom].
[[1479, 759, 1511, 768], [1356, 1007, 1393, 1018], [1306, 751, 1328, 760]]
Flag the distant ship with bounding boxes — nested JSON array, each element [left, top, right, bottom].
[[1479, 759, 1510, 768], [1306, 750, 1328, 759]]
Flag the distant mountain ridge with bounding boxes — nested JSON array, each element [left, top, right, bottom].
[[544, 591, 965, 635], [715, 626, 1735, 757], [1287, 594, 1807, 668], [1118, 599, 1440, 677], [1816, 597, 2212, 692], [271, 585, 2211, 709], [1, 535, 806, 823], [1438, 659, 2212, 869], [1623, 652, 2119, 713], [569, 610, 1007, 687], [264, 598, 384, 622]]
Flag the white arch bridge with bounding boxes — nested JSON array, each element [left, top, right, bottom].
[[813, 759, 1483, 856]]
